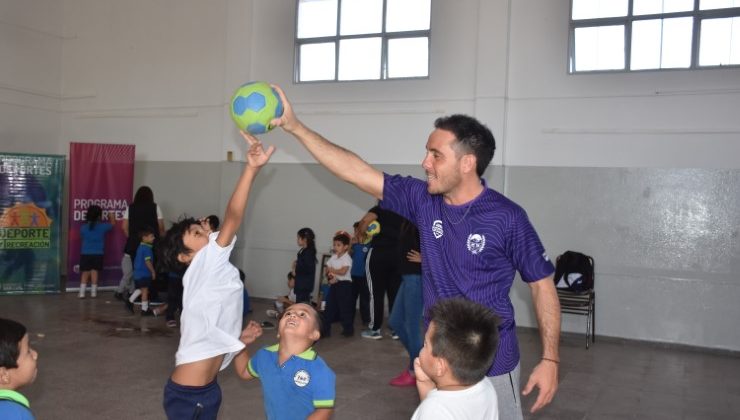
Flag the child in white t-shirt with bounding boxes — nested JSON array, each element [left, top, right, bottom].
[[320, 231, 354, 338], [412, 298, 500, 420], [159, 131, 274, 419], [266, 272, 297, 319]]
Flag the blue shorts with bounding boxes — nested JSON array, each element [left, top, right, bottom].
[[134, 276, 152, 289], [163, 378, 221, 420]]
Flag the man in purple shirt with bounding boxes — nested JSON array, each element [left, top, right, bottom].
[[268, 86, 560, 419]]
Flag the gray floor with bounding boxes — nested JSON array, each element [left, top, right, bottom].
[[2, 292, 739, 420]]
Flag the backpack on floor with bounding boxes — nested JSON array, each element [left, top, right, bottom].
[[553, 251, 594, 293]]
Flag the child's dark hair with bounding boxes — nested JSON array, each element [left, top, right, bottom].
[[160, 217, 199, 272], [138, 225, 156, 240], [428, 298, 500, 385], [0, 318, 26, 369], [297, 227, 316, 251], [205, 215, 220, 231], [333, 231, 350, 245], [85, 205, 103, 228]]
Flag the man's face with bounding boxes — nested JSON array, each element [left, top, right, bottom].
[[422, 129, 464, 196]]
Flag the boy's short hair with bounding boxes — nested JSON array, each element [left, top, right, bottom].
[[138, 225, 156, 239], [333, 231, 350, 245], [160, 217, 199, 271], [0, 318, 26, 369], [428, 298, 500, 385]]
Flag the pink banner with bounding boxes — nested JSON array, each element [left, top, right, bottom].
[[67, 143, 135, 288]]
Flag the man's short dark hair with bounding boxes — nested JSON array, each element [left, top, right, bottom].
[[434, 114, 496, 177], [0, 318, 26, 369], [160, 217, 199, 272], [429, 298, 500, 385]]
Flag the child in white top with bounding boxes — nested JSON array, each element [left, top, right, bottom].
[[159, 131, 274, 419], [412, 298, 500, 420], [320, 232, 354, 337], [266, 272, 297, 319]]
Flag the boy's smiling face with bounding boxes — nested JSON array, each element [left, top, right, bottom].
[[0, 334, 38, 389], [278, 303, 320, 342]]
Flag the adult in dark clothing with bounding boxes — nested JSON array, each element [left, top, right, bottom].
[[388, 220, 423, 386], [114, 186, 165, 299], [292, 227, 317, 304], [360, 205, 404, 339]]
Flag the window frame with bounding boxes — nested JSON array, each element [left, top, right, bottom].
[[294, 0, 432, 83], [568, 1, 740, 73]]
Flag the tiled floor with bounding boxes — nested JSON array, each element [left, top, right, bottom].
[[2, 292, 739, 419]]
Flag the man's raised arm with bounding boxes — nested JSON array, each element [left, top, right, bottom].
[[271, 85, 384, 201]]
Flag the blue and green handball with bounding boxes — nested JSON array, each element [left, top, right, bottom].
[[230, 81, 284, 134]]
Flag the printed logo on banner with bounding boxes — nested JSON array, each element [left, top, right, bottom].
[[0, 203, 53, 250]]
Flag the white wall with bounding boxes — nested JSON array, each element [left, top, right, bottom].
[[2, 0, 739, 351], [0, 0, 63, 153]]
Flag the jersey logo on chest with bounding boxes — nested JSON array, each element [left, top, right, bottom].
[[466, 233, 486, 255]]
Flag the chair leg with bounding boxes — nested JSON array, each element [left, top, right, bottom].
[[592, 294, 596, 343]]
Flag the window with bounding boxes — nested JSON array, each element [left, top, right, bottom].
[[295, 0, 431, 82], [569, 0, 740, 73]]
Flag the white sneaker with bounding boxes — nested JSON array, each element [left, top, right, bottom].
[[265, 309, 279, 319]]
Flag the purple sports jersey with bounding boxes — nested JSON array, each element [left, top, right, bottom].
[[380, 174, 554, 376]]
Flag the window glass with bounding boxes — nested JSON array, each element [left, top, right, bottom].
[[701, 0, 740, 10], [297, 0, 338, 38], [340, 0, 383, 35], [338, 37, 382, 80], [300, 43, 336, 81], [386, 0, 431, 31], [633, 0, 693, 15], [572, 0, 628, 20], [574, 25, 625, 71], [700, 17, 740, 65], [388, 37, 429, 77], [296, 0, 431, 82], [632, 18, 693, 69]]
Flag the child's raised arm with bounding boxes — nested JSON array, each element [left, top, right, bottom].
[[216, 131, 275, 248], [233, 320, 263, 380]]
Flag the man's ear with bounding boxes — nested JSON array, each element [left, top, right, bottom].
[[460, 154, 477, 175]]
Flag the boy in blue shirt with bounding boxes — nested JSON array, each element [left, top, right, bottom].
[[0, 318, 39, 420], [125, 226, 156, 315], [234, 303, 335, 420]]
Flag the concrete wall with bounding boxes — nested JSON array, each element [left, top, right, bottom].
[[1, 0, 739, 351]]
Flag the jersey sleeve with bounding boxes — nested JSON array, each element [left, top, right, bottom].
[[380, 173, 427, 223], [311, 361, 336, 409], [247, 348, 265, 378], [508, 207, 555, 282]]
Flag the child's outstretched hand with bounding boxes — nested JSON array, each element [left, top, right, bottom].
[[239, 130, 275, 169], [240, 320, 263, 345]]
